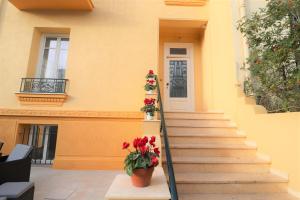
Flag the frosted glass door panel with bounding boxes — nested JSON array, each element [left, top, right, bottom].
[[169, 60, 187, 98]]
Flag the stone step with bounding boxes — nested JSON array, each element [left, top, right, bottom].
[[164, 112, 225, 120], [180, 193, 300, 200], [164, 132, 246, 144], [166, 119, 234, 127], [167, 127, 238, 135], [175, 172, 288, 194], [163, 143, 257, 157], [163, 156, 270, 173]]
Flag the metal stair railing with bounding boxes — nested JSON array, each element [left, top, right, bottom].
[[155, 75, 178, 200]]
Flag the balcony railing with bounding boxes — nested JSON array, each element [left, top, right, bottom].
[[20, 78, 68, 94]]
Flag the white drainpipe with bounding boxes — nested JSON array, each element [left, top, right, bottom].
[[238, 0, 250, 83]]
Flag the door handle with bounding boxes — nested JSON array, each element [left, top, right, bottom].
[[166, 83, 169, 88]]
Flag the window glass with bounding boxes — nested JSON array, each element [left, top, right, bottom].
[[170, 48, 187, 55], [169, 60, 188, 98], [60, 38, 69, 50], [45, 38, 57, 49], [38, 36, 69, 79]]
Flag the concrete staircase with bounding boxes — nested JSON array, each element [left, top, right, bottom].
[[162, 112, 299, 200]]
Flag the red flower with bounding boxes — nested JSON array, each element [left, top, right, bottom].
[[144, 98, 156, 105], [149, 70, 154, 75], [144, 98, 150, 105], [151, 98, 155, 104], [133, 138, 141, 149], [140, 145, 148, 155], [138, 139, 146, 147], [151, 156, 159, 166], [149, 136, 156, 146], [147, 79, 155, 85], [154, 147, 160, 156], [122, 142, 130, 149], [142, 136, 148, 144], [150, 136, 155, 142]]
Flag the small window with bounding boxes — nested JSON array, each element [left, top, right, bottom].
[[170, 48, 187, 55], [37, 35, 70, 79]]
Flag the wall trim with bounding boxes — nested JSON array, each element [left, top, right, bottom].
[[15, 93, 68, 106], [0, 108, 143, 119], [165, 0, 208, 6]]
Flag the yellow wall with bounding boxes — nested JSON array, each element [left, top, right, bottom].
[[0, 0, 208, 169], [0, 112, 143, 169], [0, 118, 17, 154], [0, 0, 208, 111], [55, 118, 142, 169], [228, 92, 300, 192]]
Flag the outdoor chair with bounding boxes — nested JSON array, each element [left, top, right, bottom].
[[0, 144, 33, 185], [0, 182, 34, 200], [0, 141, 3, 151], [0, 142, 3, 157]]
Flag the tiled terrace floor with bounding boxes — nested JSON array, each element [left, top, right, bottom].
[[30, 166, 121, 200]]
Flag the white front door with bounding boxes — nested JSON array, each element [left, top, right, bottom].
[[164, 43, 195, 112]]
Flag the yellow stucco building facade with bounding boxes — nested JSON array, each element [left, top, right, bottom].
[[1, 0, 300, 195]]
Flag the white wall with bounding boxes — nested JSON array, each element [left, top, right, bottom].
[[246, 0, 266, 15]]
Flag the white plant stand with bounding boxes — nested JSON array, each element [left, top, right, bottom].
[[105, 167, 171, 200]]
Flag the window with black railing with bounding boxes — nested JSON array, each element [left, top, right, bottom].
[[19, 78, 67, 94]]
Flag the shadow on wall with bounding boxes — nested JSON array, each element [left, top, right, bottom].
[[0, 0, 8, 35]]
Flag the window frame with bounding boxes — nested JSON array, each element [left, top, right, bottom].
[[36, 33, 70, 79]]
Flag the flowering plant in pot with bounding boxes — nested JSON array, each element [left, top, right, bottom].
[[144, 79, 157, 94], [145, 69, 155, 79], [122, 136, 160, 187], [140, 98, 159, 120]]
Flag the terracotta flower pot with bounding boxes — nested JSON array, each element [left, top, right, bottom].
[[131, 166, 154, 187]]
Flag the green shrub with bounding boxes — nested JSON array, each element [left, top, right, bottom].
[[238, 0, 300, 113]]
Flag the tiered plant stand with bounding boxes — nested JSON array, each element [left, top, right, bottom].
[[143, 91, 161, 165]]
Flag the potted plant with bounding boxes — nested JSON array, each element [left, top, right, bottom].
[[122, 136, 160, 187], [146, 70, 155, 80], [144, 79, 157, 94], [140, 98, 159, 120]]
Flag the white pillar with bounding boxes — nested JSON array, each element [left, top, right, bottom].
[[238, 0, 250, 84]]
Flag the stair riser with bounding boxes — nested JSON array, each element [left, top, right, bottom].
[[166, 119, 232, 127], [177, 183, 287, 194], [168, 127, 237, 135], [163, 163, 270, 173], [166, 137, 245, 144], [165, 113, 225, 119], [164, 148, 257, 157]]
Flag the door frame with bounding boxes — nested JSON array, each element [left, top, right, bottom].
[[163, 42, 195, 112]]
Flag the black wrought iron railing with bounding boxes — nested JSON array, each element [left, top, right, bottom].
[[155, 75, 178, 200], [19, 78, 68, 94]]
